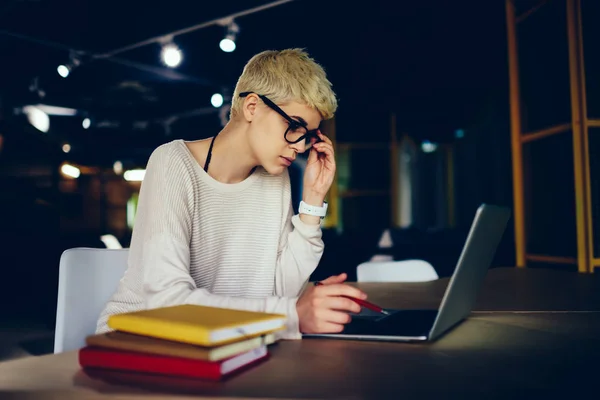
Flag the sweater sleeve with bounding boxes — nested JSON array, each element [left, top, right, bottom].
[[130, 145, 302, 339], [273, 196, 325, 298]]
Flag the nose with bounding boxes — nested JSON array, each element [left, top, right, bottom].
[[290, 141, 308, 154]]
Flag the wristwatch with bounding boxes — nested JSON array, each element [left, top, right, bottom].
[[299, 200, 328, 218]]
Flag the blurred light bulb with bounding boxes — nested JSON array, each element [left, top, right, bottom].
[[22, 105, 50, 133], [161, 43, 182, 67], [211, 93, 224, 108], [61, 164, 80, 178], [57, 65, 70, 78], [219, 38, 236, 52], [113, 161, 123, 175], [421, 140, 438, 153], [62, 143, 71, 153], [82, 118, 91, 129], [124, 169, 146, 181]]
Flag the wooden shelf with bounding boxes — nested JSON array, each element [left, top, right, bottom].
[[326, 112, 398, 231]]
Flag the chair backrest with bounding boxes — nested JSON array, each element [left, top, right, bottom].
[[54, 247, 129, 353], [356, 260, 439, 282]]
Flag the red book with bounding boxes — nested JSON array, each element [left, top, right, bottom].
[[79, 345, 268, 381]]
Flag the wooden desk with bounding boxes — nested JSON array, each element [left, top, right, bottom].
[[351, 266, 600, 311], [1, 268, 599, 399]]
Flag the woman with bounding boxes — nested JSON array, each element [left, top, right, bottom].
[[96, 48, 367, 339]]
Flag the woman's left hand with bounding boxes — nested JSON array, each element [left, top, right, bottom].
[[302, 130, 336, 204]]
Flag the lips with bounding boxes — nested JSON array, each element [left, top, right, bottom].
[[280, 156, 294, 166]]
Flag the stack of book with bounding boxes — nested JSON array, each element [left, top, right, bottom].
[[79, 304, 286, 381]]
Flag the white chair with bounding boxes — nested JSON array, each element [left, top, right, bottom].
[[54, 247, 128, 353], [356, 260, 439, 282]]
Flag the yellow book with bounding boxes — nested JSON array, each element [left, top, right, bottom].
[[107, 304, 286, 347]]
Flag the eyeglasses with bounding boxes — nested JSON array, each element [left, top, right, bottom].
[[239, 92, 321, 149]]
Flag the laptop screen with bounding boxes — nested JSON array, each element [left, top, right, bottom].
[[428, 204, 511, 340]]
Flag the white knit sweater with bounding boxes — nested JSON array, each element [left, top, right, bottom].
[[95, 139, 324, 339]]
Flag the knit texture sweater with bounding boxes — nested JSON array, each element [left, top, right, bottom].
[[96, 139, 324, 339]]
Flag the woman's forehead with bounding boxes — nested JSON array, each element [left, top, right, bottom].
[[279, 101, 322, 129]]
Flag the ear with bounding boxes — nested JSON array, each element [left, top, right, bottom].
[[242, 94, 259, 123]]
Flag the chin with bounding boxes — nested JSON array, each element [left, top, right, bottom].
[[261, 159, 289, 175], [263, 164, 287, 176]]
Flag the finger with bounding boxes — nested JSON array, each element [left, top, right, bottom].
[[318, 273, 347, 285], [319, 309, 353, 325], [319, 283, 367, 300], [314, 143, 335, 161], [317, 130, 333, 146], [316, 148, 336, 169], [323, 296, 362, 314], [314, 142, 334, 153], [316, 322, 345, 334], [307, 144, 319, 163]]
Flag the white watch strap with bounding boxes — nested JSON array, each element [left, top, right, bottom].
[[299, 200, 328, 218]]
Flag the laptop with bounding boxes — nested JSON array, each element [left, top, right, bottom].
[[303, 203, 511, 342]]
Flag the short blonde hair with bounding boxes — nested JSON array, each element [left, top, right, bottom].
[[230, 48, 337, 120]]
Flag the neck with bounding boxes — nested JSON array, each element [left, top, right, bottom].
[[205, 120, 258, 184]]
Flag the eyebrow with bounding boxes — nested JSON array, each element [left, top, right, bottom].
[[290, 115, 308, 126]]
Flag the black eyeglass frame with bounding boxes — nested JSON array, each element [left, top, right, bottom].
[[239, 91, 322, 146]]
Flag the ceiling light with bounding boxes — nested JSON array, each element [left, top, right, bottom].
[[113, 161, 123, 175], [61, 163, 80, 178], [219, 20, 239, 53], [22, 105, 50, 133], [35, 104, 78, 116], [57, 52, 81, 78], [161, 43, 182, 68], [421, 140, 438, 153], [211, 93, 224, 108], [57, 65, 70, 78], [219, 38, 236, 52]]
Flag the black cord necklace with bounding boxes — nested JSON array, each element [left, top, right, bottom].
[[203, 131, 257, 176], [203, 131, 219, 172]]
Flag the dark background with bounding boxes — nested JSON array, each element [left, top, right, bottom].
[[0, 0, 519, 331]]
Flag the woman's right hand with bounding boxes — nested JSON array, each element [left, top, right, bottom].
[[296, 273, 368, 334]]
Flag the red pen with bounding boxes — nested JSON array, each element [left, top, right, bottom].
[[314, 281, 390, 315]]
